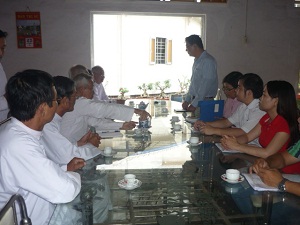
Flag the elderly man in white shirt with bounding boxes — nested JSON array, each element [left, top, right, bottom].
[[0, 29, 9, 121], [61, 73, 150, 143], [194, 73, 265, 139], [0, 69, 85, 225], [92, 65, 109, 101], [41, 76, 102, 165]]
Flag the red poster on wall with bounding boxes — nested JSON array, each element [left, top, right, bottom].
[[16, 12, 42, 48]]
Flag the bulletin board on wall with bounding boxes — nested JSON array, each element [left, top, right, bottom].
[[15, 12, 42, 48]]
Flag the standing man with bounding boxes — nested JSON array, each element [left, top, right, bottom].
[[0, 29, 9, 121], [92, 65, 109, 101], [182, 34, 218, 114]]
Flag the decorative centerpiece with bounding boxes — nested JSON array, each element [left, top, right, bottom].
[[154, 80, 171, 98], [178, 76, 190, 94], [138, 83, 153, 97], [119, 87, 129, 100]]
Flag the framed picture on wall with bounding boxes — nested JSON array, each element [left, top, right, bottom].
[[15, 12, 42, 48]]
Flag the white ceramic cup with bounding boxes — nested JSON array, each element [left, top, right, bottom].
[[173, 124, 181, 130], [171, 116, 179, 122], [226, 169, 240, 181], [189, 136, 199, 144], [134, 128, 143, 136], [104, 146, 112, 155], [124, 174, 136, 187]]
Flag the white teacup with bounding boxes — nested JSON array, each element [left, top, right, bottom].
[[226, 169, 240, 181], [104, 146, 112, 155], [171, 116, 179, 122], [124, 174, 136, 187], [173, 124, 181, 130], [189, 136, 199, 144]]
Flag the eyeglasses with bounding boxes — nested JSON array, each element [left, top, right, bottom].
[[222, 87, 235, 92]]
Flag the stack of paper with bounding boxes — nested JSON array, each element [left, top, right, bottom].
[[215, 143, 241, 153], [243, 173, 300, 191]]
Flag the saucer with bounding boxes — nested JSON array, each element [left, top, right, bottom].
[[221, 174, 244, 184], [187, 140, 202, 146], [170, 119, 180, 122], [118, 179, 142, 190], [102, 150, 117, 157]]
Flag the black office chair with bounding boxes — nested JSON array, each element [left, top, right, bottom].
[[0, 194, 32, 225]]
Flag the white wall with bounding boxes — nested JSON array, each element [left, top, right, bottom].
[[0, 0, 299, 94]]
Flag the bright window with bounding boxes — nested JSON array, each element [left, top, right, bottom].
[[92, 13, 205, 96]]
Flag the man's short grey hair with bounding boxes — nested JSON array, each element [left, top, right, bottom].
[[68, 64, 89, 79], [73, 73, 92, 89]]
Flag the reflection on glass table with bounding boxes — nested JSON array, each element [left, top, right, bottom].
[[49, 115, 300, 225]]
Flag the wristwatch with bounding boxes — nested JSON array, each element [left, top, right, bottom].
[[278, 178, 288, 192]]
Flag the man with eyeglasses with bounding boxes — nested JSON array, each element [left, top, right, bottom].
[[0, 70, 84, 225], [182, 34, 218, 115], [41, 76, 101, 165]]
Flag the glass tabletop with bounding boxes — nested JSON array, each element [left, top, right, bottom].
[[49, 112, 300, 225]]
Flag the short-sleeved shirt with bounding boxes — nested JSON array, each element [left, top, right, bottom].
[[228, 99, 265, 133], [259, 114, 290, 152], [285, 139, 300, 174]]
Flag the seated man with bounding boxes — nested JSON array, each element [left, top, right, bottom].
[[194, 73, 265, 141], [68, 64, 90, 79], [250, 140, 300, 196], [41, 76, 102, 165], [61, 73, 150, 143], [0, 69, 84, 224], [92, 65, 109, 102]]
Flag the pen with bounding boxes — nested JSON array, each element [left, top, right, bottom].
[[98, 130, 120, 133]]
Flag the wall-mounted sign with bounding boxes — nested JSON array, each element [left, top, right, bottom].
[[16, 12, 42, 48]]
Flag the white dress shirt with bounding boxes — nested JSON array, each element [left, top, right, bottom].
[[93, 82, 109, 101], [228, 99, 266, 133], [0, 63, 9, 121], [61, 97, 134, 143], [41, 113, 101, 165], [0, 118, 81, 225]]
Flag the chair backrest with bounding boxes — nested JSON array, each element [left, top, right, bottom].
[[0, 117, 11, 126], [0, 194, 32, 225]]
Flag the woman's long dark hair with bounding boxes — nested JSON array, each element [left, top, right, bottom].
[[266, 80, 300, 146]]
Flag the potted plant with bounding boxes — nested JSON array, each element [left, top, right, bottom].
[[119, 87, 129, 100], [154, 80, 171, 98], [178, 76, 190, 94], [138, 83, 153, 97]]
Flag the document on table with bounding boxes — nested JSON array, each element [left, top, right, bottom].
[[96, 130, 123, 138], [243, 173, 300, 191], [215, 143, 241, 153]]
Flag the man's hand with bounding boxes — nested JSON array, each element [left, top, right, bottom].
[[120, 121, 137, 130], [134, 109, 151, 120], [187, 104, 196, 112], [67, 157, 86, 171], [88, 133, 101, 147], [77, 131, 92, 147], [182, 101, 189, 110], [193, 120, 206, 131], [256, 168, 283, 188], [199, 124, 215, 135]]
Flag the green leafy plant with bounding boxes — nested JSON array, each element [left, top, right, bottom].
[[119, 87, 129, 99], [155, 80, 171, 98], [138, 83, 153, 97], [178, 76, 190, 94]]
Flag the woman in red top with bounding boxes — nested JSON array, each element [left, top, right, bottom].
[[221, 80, 300, 173]]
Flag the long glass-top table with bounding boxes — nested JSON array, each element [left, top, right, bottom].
[[49, 106, 300, 225]]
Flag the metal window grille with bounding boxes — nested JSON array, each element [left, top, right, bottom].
[[155, 37, 166, 64]]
